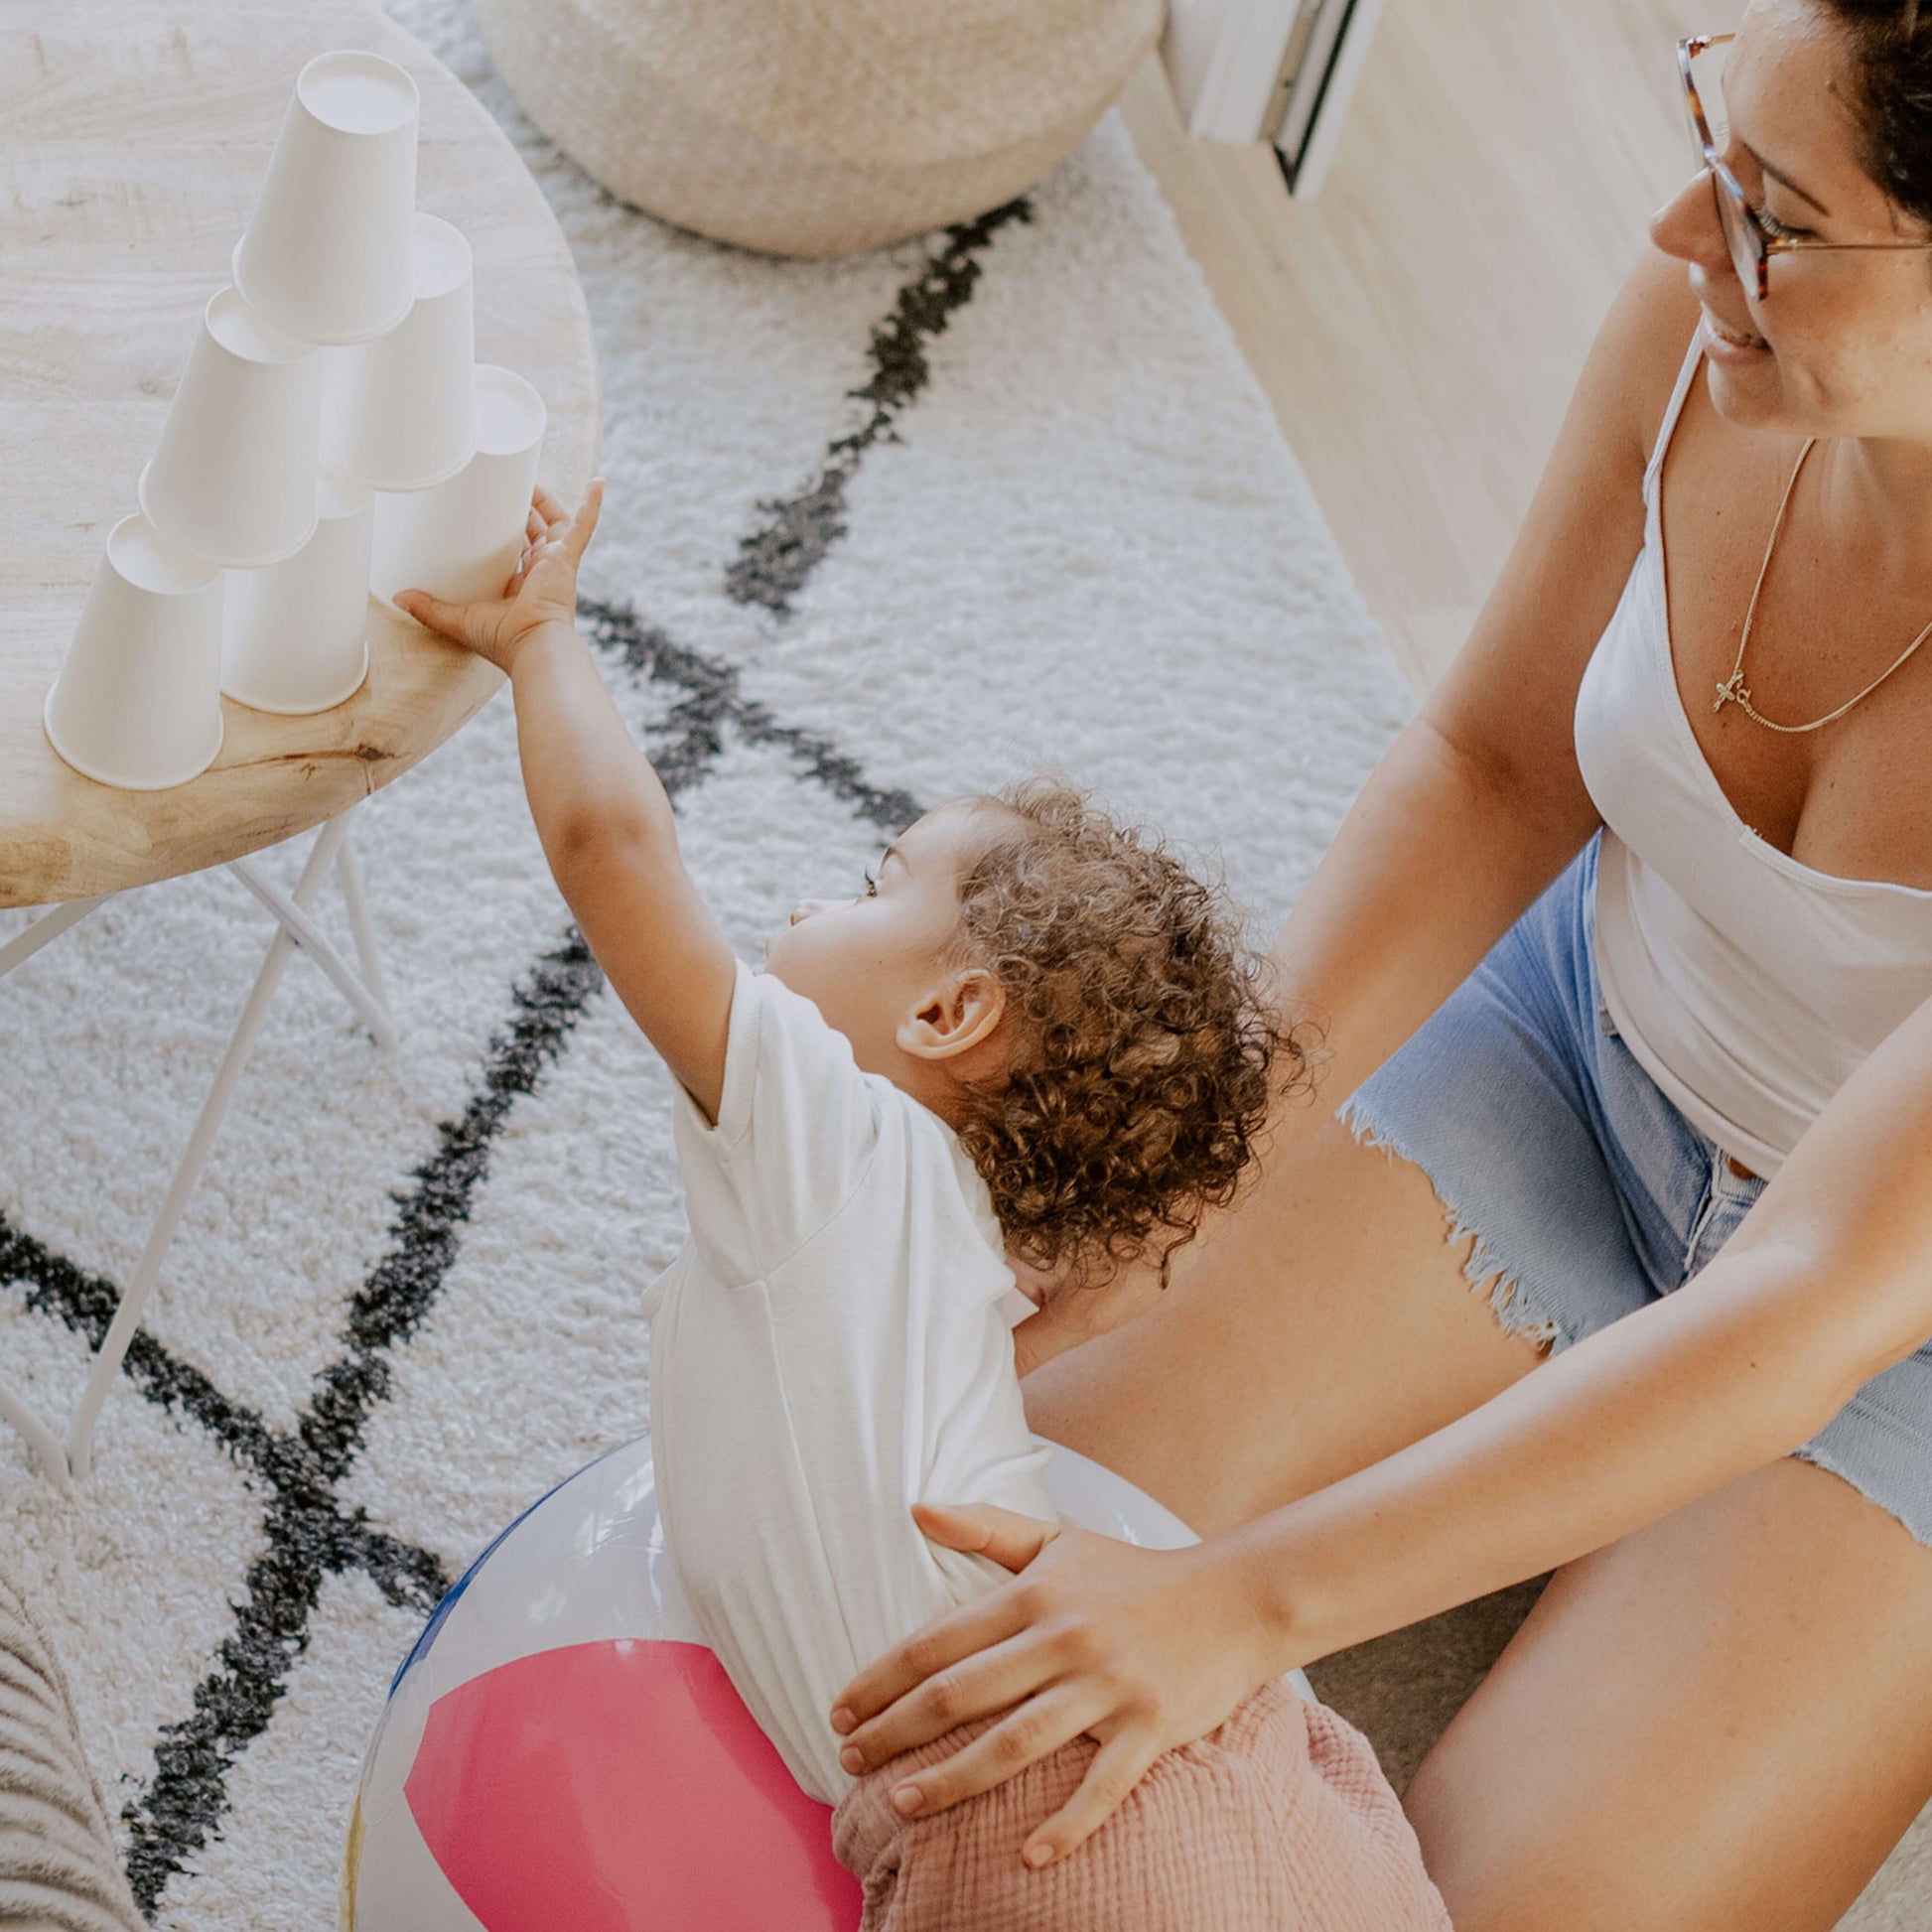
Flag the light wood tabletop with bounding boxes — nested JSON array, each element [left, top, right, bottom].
[[0, 0, 600, 909]]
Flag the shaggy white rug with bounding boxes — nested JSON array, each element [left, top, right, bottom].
[[1, 4, 1923, 1927], [0, 4, 1404, 1922]]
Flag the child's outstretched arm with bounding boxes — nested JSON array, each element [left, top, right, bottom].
[[397, 482, 735, 1121]]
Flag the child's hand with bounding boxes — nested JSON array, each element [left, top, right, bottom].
[[395, 478, 604, 674]]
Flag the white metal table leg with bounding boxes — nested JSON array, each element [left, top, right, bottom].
[[3, 895, 119, 1478], [335, 834, 388, 1016], [0, 894, 110, 980], [1, 809, 392, 1481], [66, 812, 358, 1479], [0, 1383, 69, 1482], [227, 855, 397, 1048]]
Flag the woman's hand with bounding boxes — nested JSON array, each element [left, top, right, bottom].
[[829, 1502, 1280, 1867], [394, 478, 603, 674]]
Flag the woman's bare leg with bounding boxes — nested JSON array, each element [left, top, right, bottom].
[[1023, 1110, 1547, 1538], [1025, 1113, 1932, 1926], [1406, 1457, 1932, 1932]]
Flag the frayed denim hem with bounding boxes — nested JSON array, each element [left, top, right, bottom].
[[1789, 1436, 1932, 1553], [1340, 1098, 1567, 1354]]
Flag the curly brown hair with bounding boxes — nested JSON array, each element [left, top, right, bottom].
[[946, 778, 1302, 1286]]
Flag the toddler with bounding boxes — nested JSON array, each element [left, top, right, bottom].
[[397, 483, 1450, 1931]]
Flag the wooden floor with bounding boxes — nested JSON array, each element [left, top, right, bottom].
[[1121, 0, 1706, 690]]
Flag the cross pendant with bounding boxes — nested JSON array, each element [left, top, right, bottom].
[[1713, 670, 1750, 714]]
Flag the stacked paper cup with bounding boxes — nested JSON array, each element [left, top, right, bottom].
[[44, 50, 548, 791]]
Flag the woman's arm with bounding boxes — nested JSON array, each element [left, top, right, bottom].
[[1014, 247, 1696, 1358], [1262, 246, 1697, 1146], [838, 988, 1932, 1863]]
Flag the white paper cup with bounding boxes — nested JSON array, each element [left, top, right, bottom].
[[222, 473, 375, 714], [320, 214, 477, 490], [370, 365, 546, 608], [139, 286, 323, 569], [233, 50, 420, 346], [45, 515, 225, 790]]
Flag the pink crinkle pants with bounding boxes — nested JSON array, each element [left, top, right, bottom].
[[833, 1680, 1453, 1931]]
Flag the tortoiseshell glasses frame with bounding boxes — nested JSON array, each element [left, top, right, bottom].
[[1680, 32, 1932, 301]]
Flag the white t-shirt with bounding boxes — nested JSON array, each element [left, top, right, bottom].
[[643, 963, 1058, 1802]]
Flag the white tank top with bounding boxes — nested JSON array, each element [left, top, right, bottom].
[[1574, 333, 1932, 1178]]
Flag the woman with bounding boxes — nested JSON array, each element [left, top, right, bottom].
[[826, 4, 1932, 1925]]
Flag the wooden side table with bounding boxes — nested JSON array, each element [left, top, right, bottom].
[[0, 0, 600, 1478]]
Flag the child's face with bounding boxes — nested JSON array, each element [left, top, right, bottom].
[[764, 804, 995, 1089]]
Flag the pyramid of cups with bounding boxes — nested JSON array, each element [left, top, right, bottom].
[[43, 50, 548, 793]]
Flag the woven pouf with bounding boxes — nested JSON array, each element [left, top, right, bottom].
[[472, 0, 1165, 257]]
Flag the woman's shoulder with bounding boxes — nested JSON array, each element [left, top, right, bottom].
[[1581, 247, 1704, 483]]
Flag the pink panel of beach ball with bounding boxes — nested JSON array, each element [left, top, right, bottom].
[[404, 1637, 862, 1931]]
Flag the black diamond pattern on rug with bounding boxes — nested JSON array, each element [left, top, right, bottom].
[[724, 203, 1032, 619]]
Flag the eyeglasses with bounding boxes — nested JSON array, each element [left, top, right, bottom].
[[1679, 33, 1932, 300]]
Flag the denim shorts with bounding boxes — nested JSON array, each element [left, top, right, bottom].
[[1343, 833, 1932, 1549]]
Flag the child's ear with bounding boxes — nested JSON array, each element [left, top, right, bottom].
[[897, 968, 1006, 1063]]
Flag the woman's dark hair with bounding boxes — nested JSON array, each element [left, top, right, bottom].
[[1821, 1, 1932, 230], [945, 778, 1309, 1287]]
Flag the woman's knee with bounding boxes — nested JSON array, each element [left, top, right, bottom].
[[1403, 1461, 1932, 1932]]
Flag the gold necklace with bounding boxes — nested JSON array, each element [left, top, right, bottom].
[[1712, 437, 1932, 734]]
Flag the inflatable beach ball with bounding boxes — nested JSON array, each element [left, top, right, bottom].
[[342, 1433, 1227, 1932]]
